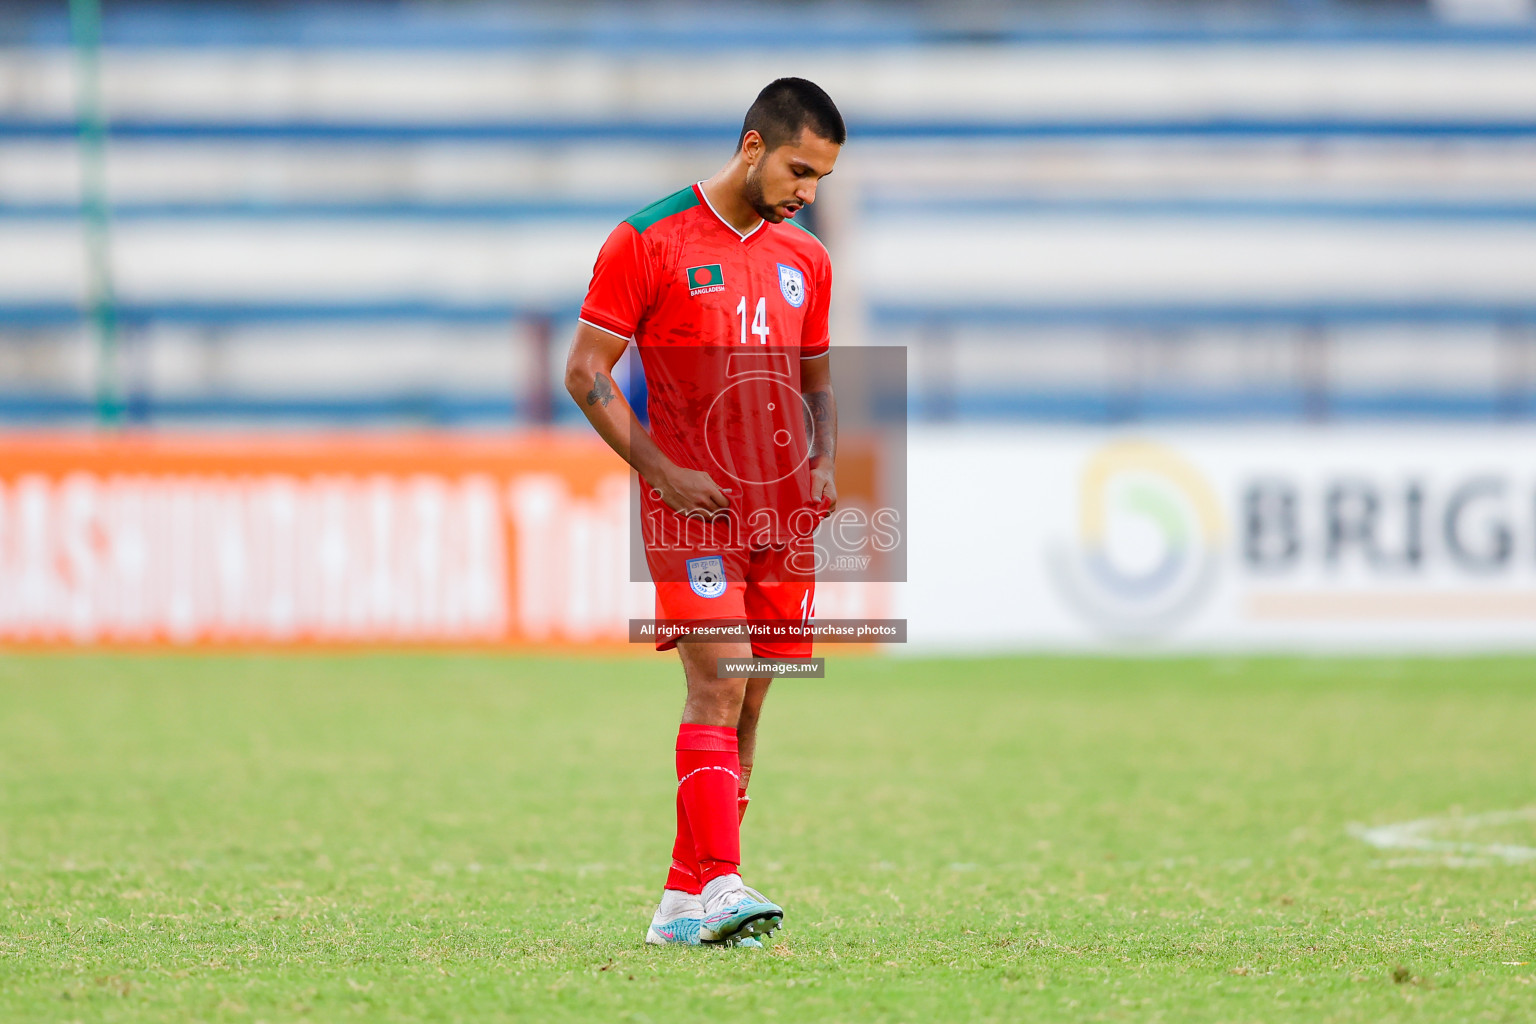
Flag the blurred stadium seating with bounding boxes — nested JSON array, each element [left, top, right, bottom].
[[1, 0, 1535, 426]]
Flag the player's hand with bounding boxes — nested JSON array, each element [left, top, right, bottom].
[[655, 464, 731, 519], [808, 464, 837, 515]]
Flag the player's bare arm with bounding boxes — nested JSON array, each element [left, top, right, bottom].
[[563, 322, 730, 518], [801, 352, 838, 511]]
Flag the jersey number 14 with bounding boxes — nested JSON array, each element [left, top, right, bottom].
[[736, 296, 770, 344]]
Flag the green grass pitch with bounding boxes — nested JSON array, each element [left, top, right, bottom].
[[2, 653, 1534, 1022]]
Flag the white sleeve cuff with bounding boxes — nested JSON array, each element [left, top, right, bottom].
[[578, 317, 636, 343]]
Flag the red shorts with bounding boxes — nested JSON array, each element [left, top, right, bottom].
[[646, 534, 816, 660]]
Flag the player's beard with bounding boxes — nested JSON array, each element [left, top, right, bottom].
[[743, 164, 784, 223]]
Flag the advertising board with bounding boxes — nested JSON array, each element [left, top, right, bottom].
[[905, 427, 1536, 651], [0, 434, 885, 648]]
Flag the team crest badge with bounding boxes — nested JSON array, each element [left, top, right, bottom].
[[686, 556, 728, 598], [777, 263, 805, 308]]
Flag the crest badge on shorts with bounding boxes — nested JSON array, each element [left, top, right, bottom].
[[777, 263, 805, 308], [686, 555, 727, 598]]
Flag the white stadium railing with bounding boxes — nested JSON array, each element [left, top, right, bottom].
[[2, 5, 1534, 425]]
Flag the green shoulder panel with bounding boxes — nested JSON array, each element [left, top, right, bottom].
[[624, 186, 700, 234], [784, 217, 822, 244]]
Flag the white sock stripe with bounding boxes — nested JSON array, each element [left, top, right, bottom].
[[676, 765, 741, 788]]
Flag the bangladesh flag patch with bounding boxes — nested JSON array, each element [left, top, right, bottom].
[[685, 264, 725, 296]]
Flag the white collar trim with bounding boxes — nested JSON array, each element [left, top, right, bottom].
[[696, 181, 763, 241]]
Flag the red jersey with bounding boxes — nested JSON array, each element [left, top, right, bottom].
[[579, 183, 832, 541]]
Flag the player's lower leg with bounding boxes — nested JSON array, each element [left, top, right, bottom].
[[675, 722, 742, 886], [645, 788, 707, 945], [645, 810, 763, 948], [736, 676, 769, 822], [667, 786, 703, 895], [673, 643, 783, 944]]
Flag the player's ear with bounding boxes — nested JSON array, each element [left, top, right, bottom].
[[741, 129, 764, 165]]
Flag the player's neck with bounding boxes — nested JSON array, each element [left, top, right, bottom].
[[700, 164, 764, 236]]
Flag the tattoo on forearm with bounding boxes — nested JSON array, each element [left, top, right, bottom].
[[806, 388, 835, 461], [586, 372, 616, 408]]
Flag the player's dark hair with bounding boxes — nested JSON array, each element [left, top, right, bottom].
[[738, 78, 846, 152]]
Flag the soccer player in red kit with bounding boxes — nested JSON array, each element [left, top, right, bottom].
[[565, 78, 843, 946]]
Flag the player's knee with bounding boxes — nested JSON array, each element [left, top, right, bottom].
[[688, 674, 746, 700], [684, 679, 746, 725]]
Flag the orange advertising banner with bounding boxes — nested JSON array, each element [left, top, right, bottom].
[[0, 434, 638, 648], [0, 434, 886, 649]]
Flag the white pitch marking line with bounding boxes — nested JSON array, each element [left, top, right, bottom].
[[1349, 807, 1536, 864]]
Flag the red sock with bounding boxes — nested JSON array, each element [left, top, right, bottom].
[[738, 762, 752, 824], [675, 724, 741, 886], [665, 790, 701, 894]]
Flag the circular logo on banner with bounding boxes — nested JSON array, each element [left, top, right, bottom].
[[1047, 440, 1224, 637]]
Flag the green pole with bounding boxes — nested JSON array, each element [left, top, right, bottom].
[[69, 0, 121, 427]]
